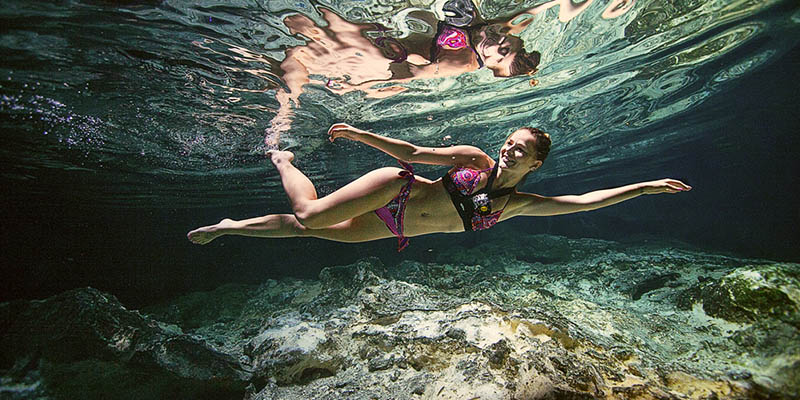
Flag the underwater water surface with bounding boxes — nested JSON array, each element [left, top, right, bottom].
[[1, 0, 800, 398], [1, 0, 797, 301]]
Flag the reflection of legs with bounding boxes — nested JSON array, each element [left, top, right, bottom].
[[269, 150, 405, 229], [187, 213, 393, 245]]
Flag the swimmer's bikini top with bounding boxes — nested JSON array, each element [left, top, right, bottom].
[[436, 26, 469, 50], [430, 0, 485, 68], [442, 161, 515, 232]]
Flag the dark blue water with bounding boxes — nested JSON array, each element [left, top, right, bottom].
[[1, 0, 799, 307]]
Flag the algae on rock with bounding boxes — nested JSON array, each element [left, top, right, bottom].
[[1, 234, 798, 399]]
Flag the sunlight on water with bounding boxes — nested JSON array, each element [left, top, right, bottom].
[[0, 0, 797, 206]]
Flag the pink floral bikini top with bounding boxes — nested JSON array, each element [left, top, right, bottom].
[[430, 23, 485, 68], [442, 162, 515, 231], [436, 26, 469, 50]]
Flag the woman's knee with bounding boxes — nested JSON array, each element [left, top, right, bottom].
[[294, 166, 406, 229], [279, 214, 308, 236], [293, 206, 329, 229]]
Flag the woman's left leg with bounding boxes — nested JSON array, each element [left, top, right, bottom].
[[269, 150, 411, 229]]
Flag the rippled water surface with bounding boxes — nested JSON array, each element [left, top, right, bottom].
[[2, 0, 798, 207]]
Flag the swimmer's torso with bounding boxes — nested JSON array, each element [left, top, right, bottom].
[[401, 171, 512, 236], [401, 177, 464, 236]]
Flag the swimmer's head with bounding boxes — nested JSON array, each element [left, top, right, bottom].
[[499, 127, 551, 171], [476, 25, 541, 78], [486, 47, 541, 78]]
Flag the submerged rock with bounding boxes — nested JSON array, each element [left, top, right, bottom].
[[245, 313, 343, 385], [1, 234, 798, 399], [0, 287, 252, 399], [678, 265, 800, 324]]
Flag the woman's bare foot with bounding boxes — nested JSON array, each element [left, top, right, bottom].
[[267, 149, 295, 167], [187, 218, 235, 245]]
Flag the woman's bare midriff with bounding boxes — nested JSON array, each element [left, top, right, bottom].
[[402, 177, 466, 236]]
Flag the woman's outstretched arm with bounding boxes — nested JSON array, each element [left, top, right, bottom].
[[328, 123, 492, 169], [505, 179, 692, 217]]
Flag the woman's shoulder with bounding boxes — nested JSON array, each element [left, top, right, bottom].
[[452, 147, 493, 169]]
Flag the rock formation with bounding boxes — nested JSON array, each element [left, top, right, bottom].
[[1, 233, 798, 399]]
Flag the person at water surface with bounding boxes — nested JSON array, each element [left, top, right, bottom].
[[188, 124, 691, 249], [268, 0, 550, 142]]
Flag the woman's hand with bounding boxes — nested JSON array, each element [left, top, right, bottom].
[[641, 179, 692, 194], [328, 123, 363, 142]]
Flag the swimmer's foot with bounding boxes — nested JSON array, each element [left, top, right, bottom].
[[267, 149, 295, 167], [187, 218, 235, 245]]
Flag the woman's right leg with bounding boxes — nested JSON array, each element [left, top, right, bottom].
[[187, 214, 305, 245], [187, 212, 394, 245]]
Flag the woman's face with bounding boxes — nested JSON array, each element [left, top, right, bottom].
[[498, 129, 541, 171], [476, 24, 523, 77]]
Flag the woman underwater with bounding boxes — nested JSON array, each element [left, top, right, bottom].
[[188, 124, 691, 249]]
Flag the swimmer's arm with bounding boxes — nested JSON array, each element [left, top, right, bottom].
[[328, 123, 492, 168], [507, 179, 692, 217]]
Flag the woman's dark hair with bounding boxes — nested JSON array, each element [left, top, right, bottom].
[[509, 49, 541, 77], [521, 126, 551, 162]]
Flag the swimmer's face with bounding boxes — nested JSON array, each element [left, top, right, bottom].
[[498, 129, 542, 171], [476, 25, 523, 77]]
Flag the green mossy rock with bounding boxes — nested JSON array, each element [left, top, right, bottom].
[[3, 236, 798, 399], [679, 265, 799, 324]]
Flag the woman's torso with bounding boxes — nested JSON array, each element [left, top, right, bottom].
[[402, 167, 512, 236]]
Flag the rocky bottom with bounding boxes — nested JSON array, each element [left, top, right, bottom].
[[1, 233, 798, 399]]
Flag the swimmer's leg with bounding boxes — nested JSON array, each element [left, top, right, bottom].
[[187, 213, 393, 245], [268, 150, 407, 229], [187, 214, 302, 245]]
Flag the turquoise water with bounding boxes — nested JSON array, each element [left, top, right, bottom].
[[1, 0, 797, 206], [1, 1, 800, 398], [1, 0, 798, 300]]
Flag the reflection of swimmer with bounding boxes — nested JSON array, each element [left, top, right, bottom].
[[268, 0, 545, 145], [430, 0, 541, 77], [189, 124, 691, 248]]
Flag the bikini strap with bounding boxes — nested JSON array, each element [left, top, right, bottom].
[[430, 21, 444, 66], [398, 160, 415, 179], [467, 23, 486, 69], [479, 161, 515, 198], [481, 162, 499, 194]]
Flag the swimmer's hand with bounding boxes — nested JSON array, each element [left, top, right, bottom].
[[641, 179, 692, 194], [328, 123, 364, 142]]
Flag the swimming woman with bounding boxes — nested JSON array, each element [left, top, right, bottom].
[[187, 124, 691, 249]]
